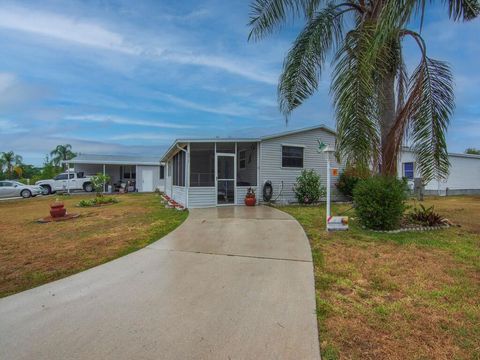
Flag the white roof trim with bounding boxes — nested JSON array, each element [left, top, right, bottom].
[[64, 160, 161, 166]]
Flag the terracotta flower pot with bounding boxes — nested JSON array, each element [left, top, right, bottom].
[[50, 202, 66, 218], [244, 196, 256, 206]]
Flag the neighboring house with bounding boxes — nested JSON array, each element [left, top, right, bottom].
[[66, 154, 165, 193], [398, 148, 480, 195], [161, 125, 342, 208]]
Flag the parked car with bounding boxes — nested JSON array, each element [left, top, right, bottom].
[[0, 181, 43, 198], [36, 171, 94, 195]]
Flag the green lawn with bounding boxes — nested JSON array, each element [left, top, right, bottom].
[[280, 196, 480, 360], [0, 193, 187, 297]]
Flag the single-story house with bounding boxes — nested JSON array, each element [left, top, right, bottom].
[[161, 125, 342, 208], [66, 154, 165, 193], [398, 148, 480, 195], [160, 124, 480, 208]]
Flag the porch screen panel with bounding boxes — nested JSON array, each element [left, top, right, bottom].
[[190, 143, 214, 187], [216, 142, 235, 153], [172, 149, 186, 186]]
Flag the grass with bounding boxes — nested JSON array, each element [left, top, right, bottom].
[[0, 193, 187, 298], [279, 196, 480, 360]]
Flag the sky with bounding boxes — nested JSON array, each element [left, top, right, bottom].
[[0, 0, 479, 166]]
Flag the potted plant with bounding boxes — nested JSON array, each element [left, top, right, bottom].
[[50, 197, 66, 218], [244, 187, 256, 206]]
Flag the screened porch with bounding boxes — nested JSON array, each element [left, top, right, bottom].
[[164, 141, 259, 208]]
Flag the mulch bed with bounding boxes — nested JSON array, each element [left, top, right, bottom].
[[37, 213, 80, 223]]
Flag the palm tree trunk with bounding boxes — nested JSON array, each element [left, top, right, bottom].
[[379, 70, 398, 176]]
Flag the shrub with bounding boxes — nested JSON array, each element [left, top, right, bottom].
[[90, 173, 111, 196], [336, 166, 370, 198], [293, 169, 326, 204], [353, 176, 408, 230], [78, 196, 119, 207], [408, 204, 445, 226]]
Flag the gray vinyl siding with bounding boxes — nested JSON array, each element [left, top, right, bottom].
[[172, 186, 187, 206], [259, 127, 342, 204], [236, 186, 257, 205], [188, 187, 216, 208]]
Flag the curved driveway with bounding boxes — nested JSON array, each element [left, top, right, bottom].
[[0, 206, 320, 360]]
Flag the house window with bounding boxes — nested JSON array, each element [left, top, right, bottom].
[[160, 165, 165, 180], [403, 162, 414, 180], [239, 150, 246, 169], [282, 146, 304, 168], [122, 165, 136, 179], [173, 149, 186, 186]]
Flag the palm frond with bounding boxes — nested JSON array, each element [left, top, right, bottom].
[[331, 27, 380, 168], [278, 3, 345, 116], [446, 0, 480, 21], [248, 0, 321, 41], [409, 57, 454, 181]]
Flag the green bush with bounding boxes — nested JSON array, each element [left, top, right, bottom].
[[78, 196, 119, 207], [336, 166, 370, 198], [90, 173, 111, 196], [293, 169, 326, 204], [353, 176, 408, 230]]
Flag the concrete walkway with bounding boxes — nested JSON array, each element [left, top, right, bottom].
[[0, 206, 320, 360]]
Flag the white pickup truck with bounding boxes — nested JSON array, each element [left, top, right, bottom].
[[36, 172, 94, 195]]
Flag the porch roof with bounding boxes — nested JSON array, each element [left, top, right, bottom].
[[64, 154, 162, 166], [161, 138, 260, 162], [160, 124, 336, 162]]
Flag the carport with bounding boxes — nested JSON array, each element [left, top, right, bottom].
[[65, 154, 165, 193]]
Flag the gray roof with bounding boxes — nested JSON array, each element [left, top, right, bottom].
[[402, 147, 480, 160], [65, 154, 162, 166], [161, 124, 336, 161]]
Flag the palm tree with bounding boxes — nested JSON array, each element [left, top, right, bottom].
[[50, 144, 76, 169], [249, 0, 479, 181], [0, 151, 23, 178]]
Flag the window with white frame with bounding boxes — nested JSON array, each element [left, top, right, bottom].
[[282, 145, 304, 168], [403, 162, 414, 180]]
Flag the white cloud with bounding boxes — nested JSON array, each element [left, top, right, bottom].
[[64, 114, 195, 129], [157, 93, 253, 117], [0, 119, 27, 134], [0, 5, 277, 85], [0, 72, 45, 109], [163, 53, 277, 85], [0, 6, 138, 54], [108, 133, 176, 141]]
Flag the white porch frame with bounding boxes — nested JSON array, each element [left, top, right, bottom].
[[215, 150, 237, 206]]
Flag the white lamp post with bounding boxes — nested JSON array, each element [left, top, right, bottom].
[[323, 145, 335, 231]]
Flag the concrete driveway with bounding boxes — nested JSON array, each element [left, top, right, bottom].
[[0, 206, 320, 360]]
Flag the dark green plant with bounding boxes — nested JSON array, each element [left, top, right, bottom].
[[293, 169, 326, 204], [408, 203, 445, 226], [248, 1, 479, 179], [50, 144, 76, 169], [465, 147, 480, 155], [353, 176, 408, 230], [336, 166, 370, 198]]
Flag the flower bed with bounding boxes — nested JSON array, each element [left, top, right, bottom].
[[77, 196, 119, 207]]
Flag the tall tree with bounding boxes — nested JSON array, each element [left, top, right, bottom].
[[249, 0, 479, 181], [0, 151, 23, 178], [465, 147, 480, 155], [50, 144, 76, 169]]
